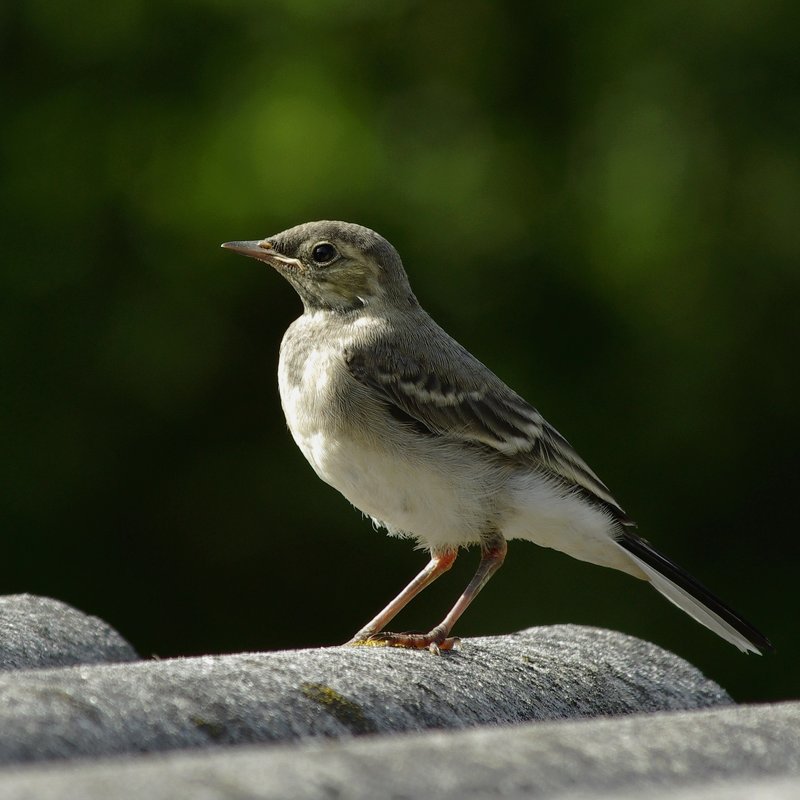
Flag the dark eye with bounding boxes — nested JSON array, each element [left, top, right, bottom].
[[311, 242, 338, 265]]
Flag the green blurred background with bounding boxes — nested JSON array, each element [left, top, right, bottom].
[[2, 1, 798, 703]]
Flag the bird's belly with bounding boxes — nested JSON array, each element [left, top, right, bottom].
[[289, 423, 492, 549]]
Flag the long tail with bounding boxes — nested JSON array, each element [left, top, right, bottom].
[[614, 529, 773, 655]]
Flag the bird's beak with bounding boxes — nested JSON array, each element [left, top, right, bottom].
[[220, 240, 301, 268]]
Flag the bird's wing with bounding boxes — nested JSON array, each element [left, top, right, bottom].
[[345, 341, 632, 523]]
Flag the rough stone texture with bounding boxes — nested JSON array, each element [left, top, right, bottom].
[[0, 624, 729, 766], [0, 701, 797, 800], [562, 774, 800, 800], [0, 594, 138, 671], [4, 594, 785, 799]]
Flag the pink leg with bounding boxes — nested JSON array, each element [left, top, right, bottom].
[[347, 548, 458, 644], [351, 533, 508, 652]]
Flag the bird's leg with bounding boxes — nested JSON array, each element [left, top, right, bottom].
[[347, 548, 458, 645], [355, 533, 508, 653]]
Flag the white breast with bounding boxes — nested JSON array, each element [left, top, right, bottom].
[[278, 342, 344, 477]]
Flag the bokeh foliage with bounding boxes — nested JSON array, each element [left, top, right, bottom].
[[1, 0, 798, 702]]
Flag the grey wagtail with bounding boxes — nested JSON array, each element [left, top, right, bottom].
[[222, 221, 772, 655]]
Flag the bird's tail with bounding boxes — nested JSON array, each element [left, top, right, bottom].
[[614, 529, 773, 655]]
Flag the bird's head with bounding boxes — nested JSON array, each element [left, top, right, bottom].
[[222, 221, 416, 314]]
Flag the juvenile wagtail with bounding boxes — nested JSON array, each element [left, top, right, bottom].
[[222, 221, 771, 655]]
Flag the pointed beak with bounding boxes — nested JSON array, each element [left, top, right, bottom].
[[220, 239, 275, 261], [221, 239, 303, 270]]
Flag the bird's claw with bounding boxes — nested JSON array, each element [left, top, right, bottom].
[[347, 631, 460, 652]]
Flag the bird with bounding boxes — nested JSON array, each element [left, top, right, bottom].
[[221, 221, 772, 655]]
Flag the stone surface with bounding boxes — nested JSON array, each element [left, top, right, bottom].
[[562, 774, 800, 800], [0, 701, 796, 799], [0, 623, 729, 766], [0, 594, 138, 671]]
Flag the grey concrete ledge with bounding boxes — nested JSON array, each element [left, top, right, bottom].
[[0, 624, 729, 766], [0, 701, 797, 800], [0, 594, 138, 671]]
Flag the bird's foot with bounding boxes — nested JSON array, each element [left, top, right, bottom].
[[347, 630, 461, 653]]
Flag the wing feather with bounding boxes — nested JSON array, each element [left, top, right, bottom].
[[345, 344, 632, 524]]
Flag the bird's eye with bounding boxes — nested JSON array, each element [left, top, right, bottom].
[[311, 242, 338, 265]]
